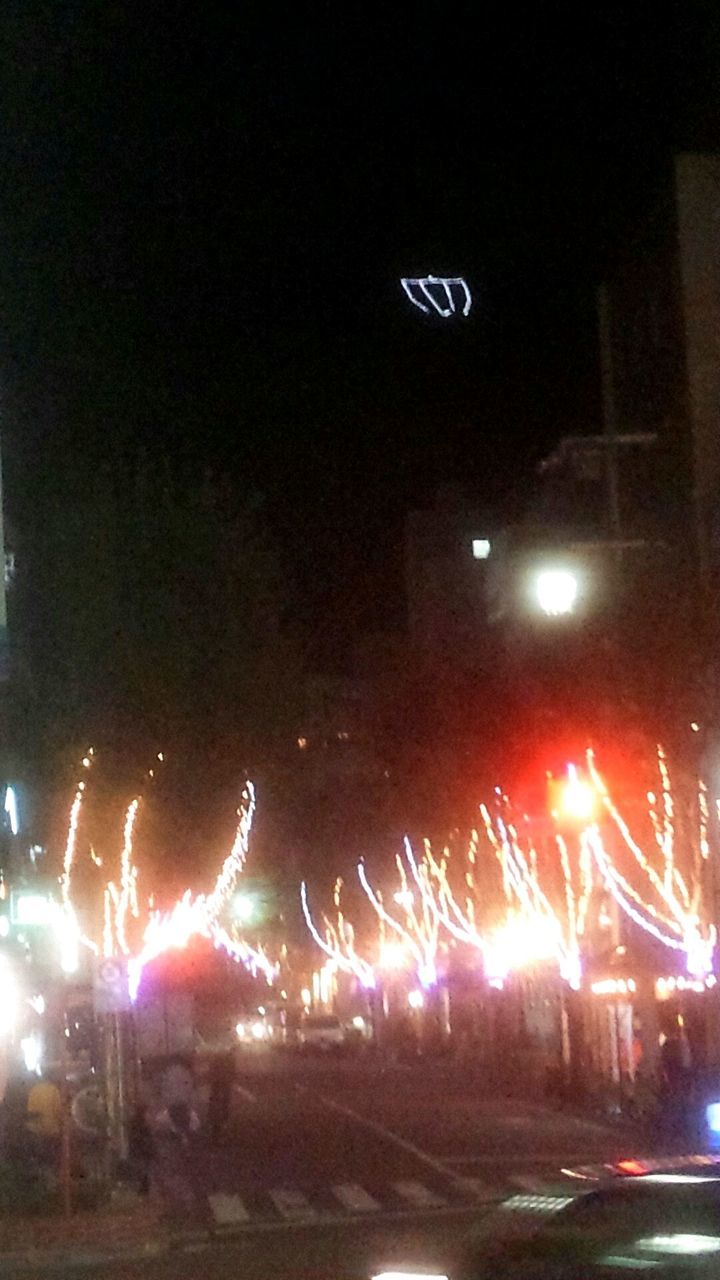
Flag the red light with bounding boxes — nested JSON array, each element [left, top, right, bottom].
[[551, 764, 597, 823]]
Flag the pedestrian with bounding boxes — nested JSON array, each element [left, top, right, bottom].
[[156, 1055, 200, 1146], [1, 1072, 30, 1162], [26, 1072, 63, 1167], [659, 1022, 693, 1140], [207, 1050, 235, 1144], [128, 1102, 154, 1196]]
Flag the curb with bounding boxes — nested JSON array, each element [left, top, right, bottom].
[[0, 1235, 171, 1275]]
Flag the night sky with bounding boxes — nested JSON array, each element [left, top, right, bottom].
[[1, 5, 718, 647]]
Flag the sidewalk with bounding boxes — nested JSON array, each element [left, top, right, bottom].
[[0, 1195, 174, 1273]]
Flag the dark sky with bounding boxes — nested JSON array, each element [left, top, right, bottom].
[[1, 4, 718, 642]]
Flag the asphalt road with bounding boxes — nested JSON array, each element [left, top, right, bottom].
[[28, 1052, 643, 1280]]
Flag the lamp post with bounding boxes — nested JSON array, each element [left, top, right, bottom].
[[547, 765, 599, 1100]]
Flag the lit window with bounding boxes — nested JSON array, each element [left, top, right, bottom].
[[337, 731, 349, 741], [472, 538, 491, 560], [297, 737, 308, 750]]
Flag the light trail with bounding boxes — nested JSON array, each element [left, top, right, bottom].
[[116, 798, 140, 955], [59, 750, 98, 969], [128, 782, 270, 1001], [300, 880, 375, 987], [205, 782, 256, 922]]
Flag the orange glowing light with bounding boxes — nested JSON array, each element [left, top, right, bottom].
[[552, 765, 597, 824]]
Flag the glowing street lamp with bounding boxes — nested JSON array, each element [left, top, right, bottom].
[[232, 893, 257, 924], [535, 567, 578, 617]]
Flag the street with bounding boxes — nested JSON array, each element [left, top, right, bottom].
[[39, 1053, 639, 1280]]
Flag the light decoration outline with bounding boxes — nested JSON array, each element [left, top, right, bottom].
[[586, 749, 716, 976], [299, 879, 376, 989], [400, 275, 472, 317]]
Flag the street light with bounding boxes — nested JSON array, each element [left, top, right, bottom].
[[535, 567, 578, 617], [232, 893, 256, 924]]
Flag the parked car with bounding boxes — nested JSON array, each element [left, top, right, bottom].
[[298, 1013, 345, 1053]]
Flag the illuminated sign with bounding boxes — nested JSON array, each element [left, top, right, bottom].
[[4, 786, 18, 835], [401, 275, 472, 317]]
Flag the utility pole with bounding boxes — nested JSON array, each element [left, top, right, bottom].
[[597, 286, 623, 568]]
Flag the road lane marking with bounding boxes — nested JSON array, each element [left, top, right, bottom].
[[331, 1183, 381, 1213], [208, 1192, 250, 1224], [269, 1188, 318, 1221], [233, 1084, 257, 1104], [501, 1193, 575, 1214], [393, 1180, 448, 1208], [456, 1176, 497, 1200], [442, 1151, 610, 1166], [313, 1092, 467, 1188], [511, 1173, 555, 1193]]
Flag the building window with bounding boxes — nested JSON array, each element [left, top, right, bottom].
[[297, 736, 308, 750], [472, 538, 491, 560]]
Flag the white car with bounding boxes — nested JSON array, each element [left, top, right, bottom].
[[299, 1013, 345, 1052]]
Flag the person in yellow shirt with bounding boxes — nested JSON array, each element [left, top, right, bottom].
[[26, 1075, 63, 1163]]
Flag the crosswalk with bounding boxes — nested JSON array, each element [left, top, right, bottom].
[[202, 1168, 579, 1230]]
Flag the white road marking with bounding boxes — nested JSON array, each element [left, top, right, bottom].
[[457, 1176, 496, 1200], [501, 1193, 575, 1214], [442, 1151, 601, 1166], [269, 1188, 318, 1221], [208, 1192, 250, 1224], [233, 1083, 257, 1104], [393, 1180, 448, 1208], [331, 1182, 381, 1213], [315, 1092, 465, 1187], [511, 1173, 554, 1193]]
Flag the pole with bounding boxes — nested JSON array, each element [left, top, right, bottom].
[[115, 1013, 128, 1162], [61, 1007, 72, 1217], [597, 286, 623, 567]]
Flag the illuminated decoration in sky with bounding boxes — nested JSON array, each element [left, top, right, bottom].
[[301, 745, 717, 995], [474, 805, 583, 988], [300, 880, 376, 989], [113, 798, 140, 956], [205, 783, 256, 922], [401, 275, 472, 317], [358, 850, 441, 988], [52, 757, 274, 999], [128, 782, 276, 1001], [59, 750, 97, 972], [586, 748, 715, 976], [209, 921, 276, 984]]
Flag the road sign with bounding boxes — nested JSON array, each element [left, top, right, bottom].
[[93, 956, 131, 1014]]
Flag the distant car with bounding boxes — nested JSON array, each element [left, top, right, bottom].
[[299, 1013, 345, 1052], [461, 1170, 720, 1279], [235, 1016, 274, 1049]]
